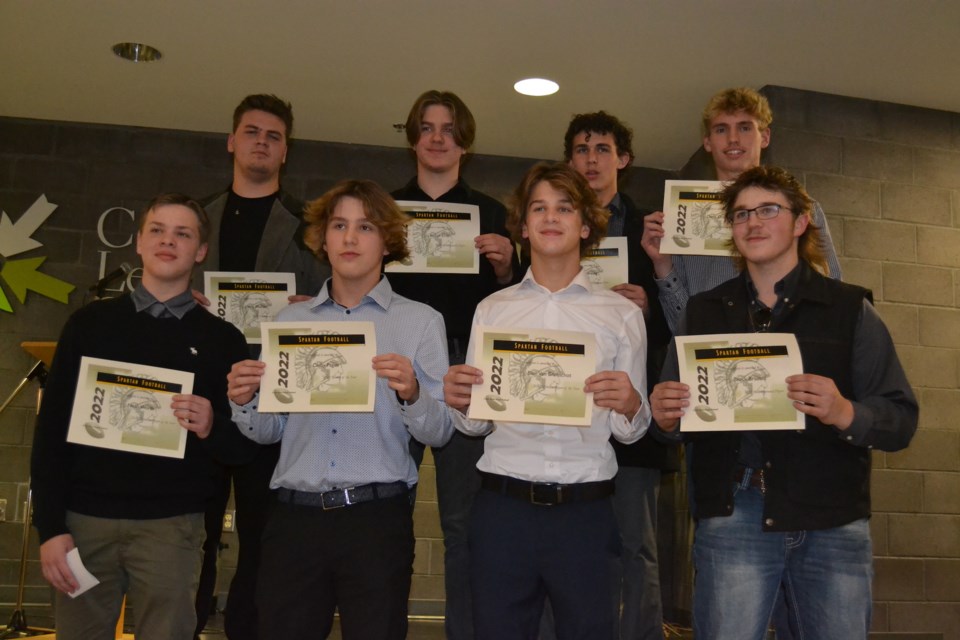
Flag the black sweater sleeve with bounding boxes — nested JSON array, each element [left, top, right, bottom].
[[30, 309, 86, 542]]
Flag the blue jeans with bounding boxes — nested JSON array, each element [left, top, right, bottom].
[[692, 473, 873, 640]]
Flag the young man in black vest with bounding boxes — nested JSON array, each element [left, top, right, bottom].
[[650, 166, 917, 640]]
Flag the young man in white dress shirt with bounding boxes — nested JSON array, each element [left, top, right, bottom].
[[443, 162, 651, 639]]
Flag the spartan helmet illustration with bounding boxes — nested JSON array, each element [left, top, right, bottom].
[[581, 259, 604, 285], [412, 220, 456, 257], [509, 353, 564, 401], [691, 202, 728, 240], [110, 386, 162, 433], [296, 346, 348, 392], [231, 289, 273, 330], [716, 357, 771, 409]]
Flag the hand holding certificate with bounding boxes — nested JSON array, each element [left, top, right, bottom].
[[468, 326, 597, 427], [385, 201, 481, 274], [67, 357, 195, 458], [580, 237, 629, 290], [674, 333, 804, 432], [258, 321, 376, 413]]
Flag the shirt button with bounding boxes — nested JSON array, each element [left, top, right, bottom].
[[846, 435, 853, 441], [332, 429, 337, 434], [345, 309, 351, 315], [765, 518, 774, 527], [330, 461, 336, 467]]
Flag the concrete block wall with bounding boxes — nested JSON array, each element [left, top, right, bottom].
[[764, 86, 960, 639], [0, 113, 671, 623], [6, 84, 952, 636], [670, 87, 960, 638]]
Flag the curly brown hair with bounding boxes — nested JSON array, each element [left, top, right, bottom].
[[720, 165, 828, 274], [562, 111, 634, 173], [507, 162, 609, 259], [303, 180, 410, 265]]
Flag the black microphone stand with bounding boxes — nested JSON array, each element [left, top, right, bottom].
[[0, 357, 54, 638]]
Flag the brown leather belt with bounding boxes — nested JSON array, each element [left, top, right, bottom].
[[480, 472, 613, 506]]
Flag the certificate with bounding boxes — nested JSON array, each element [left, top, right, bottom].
[[468, 326, 597, 427], [581, 237, 629, 290], [661, 180, 730, 256], [67, 357, 194, 459], [258, 321, 376, 413], [384, 200, 480, 274], [675, 333, 804, 432], [204, 272, 297, 343]]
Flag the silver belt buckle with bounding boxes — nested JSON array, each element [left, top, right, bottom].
[[321, 488, 351, 510]]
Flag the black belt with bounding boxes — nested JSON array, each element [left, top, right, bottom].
[[480, 472, 613, 506], [277, 482, 410, 510]]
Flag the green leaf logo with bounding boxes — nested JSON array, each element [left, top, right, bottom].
[[0, 195, 76, 313]]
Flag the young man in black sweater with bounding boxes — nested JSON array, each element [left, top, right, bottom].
[[31, 193, 256, 640]]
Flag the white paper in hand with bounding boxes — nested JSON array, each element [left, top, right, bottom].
[[66, 547, 100, 598]]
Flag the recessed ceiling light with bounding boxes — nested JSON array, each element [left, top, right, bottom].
[[514, 78, 559, 97], [112, 42, 162, 63]]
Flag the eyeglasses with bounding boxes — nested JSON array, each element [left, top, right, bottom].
[[730, 204, 792, 225]]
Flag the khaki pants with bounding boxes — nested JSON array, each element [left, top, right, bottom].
[[54, 511, 205, 640]]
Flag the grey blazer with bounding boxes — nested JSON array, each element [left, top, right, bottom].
[[197, 190, 329, 296]]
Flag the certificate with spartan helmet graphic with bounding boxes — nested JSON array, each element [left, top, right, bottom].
[[203, 272, 297, 344], [675, 333, 804, 432], [660, 180, 731, 256], [384, 201, 480, 274], [258, 321, 377, 413], [468, 326, 597, 427], [67, 357, 195, 459], [580, 236, 629, 291]]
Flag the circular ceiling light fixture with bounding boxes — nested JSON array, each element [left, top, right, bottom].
[[514, 78, 559, 97], [112, 42, 162, 62]]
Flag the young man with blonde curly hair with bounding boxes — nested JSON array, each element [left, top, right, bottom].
[[642, 87, 842, 333]]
